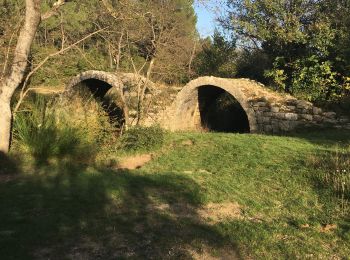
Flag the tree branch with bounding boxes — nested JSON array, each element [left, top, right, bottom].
[[13, 27, 107, 114], [41, 0, 66, 21]]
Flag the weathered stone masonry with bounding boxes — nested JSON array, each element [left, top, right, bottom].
[[66, 71, 350, 134], [162, 76, 350, 134]]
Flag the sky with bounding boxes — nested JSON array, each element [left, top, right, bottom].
[[194, 0, 226, 38]]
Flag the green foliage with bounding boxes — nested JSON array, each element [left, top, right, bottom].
[[13, 95, 98, 165], [266, 55, 348, 101], [120, 125, 165, 152], [222, 0, 350, 102], [194, 30, 237, 78]]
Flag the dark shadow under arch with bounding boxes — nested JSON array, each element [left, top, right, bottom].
[[74, 79, 125, 128], [198, 85, 250, 133]]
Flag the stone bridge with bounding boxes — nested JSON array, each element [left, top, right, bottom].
[[66, 70, 350, 134]]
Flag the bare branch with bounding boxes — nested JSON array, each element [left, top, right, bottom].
[[13, 27, 107, 113], [41, 0, 66, 21]]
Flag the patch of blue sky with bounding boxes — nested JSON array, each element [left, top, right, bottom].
[[193, 0, 227, 38]]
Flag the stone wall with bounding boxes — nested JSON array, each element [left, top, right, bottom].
[[161, 76, 350, 134], [66, 72, 350, 134], [249, 96, 350, 134]]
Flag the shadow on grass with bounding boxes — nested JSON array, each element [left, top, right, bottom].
[[0, 160, 240, 259], [286, 129, 350, 147], [0, 152, 20, 176]]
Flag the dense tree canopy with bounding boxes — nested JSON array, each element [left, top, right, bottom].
[[217, 0, 350, 102]]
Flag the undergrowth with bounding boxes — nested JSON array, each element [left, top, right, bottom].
[[119, 125, 165, 152], [12, 92, 118, 166], [309, 146, 350, 214]]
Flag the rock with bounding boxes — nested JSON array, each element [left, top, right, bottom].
[[286, 106, 296, 111], [313, 115, 323, 122], [300, 114, 313, 121], [279, 121, 291, 131], [275, 113, 286, 119], [297, 100, 312, 109], [263, 112, 273, 117], [312, 107, 322, 115], [323, 118, 338, 124], [263, 117, 271, 123], [271, 106, 280, 113], [256, 102, 267, 107], [323, 112, 337, 118], [264, 125, 273, 132], [339, 116, 349, 123], [285, 113, 298, 121]]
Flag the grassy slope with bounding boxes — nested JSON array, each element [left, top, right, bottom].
[[0, 131, 349, 259]]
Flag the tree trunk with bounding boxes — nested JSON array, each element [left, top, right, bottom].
[[0, 93, 12, 153], [136, 58, 155, 125], [0, 0, 42, 153]]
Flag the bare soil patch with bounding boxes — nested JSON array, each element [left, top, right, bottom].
[[117, 154, 153, 170], [197, 202, 243, 224]]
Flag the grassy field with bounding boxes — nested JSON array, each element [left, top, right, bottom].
[[0, 130, 349, 259]]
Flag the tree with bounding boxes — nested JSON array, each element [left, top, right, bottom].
[[0, 0, 66, 153], [194, 30, 237, 78], [97, 0, 198, 124], [221, 0, 349, 101]]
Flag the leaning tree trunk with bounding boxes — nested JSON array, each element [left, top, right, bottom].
[[0, 0, 41, 153]]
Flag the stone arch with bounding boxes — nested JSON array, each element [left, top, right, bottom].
[[169, 77, 258, 133], [65, 70, 127, 126], [66, 70, 124, 96]]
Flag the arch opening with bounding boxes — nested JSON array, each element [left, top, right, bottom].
[[197, 85, 250, 133], [73, 79, 125, 129]]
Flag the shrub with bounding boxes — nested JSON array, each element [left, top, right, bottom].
[[57, 85, 119, 145], [120, 125, 165, 152], [266, 56, 349, 102]]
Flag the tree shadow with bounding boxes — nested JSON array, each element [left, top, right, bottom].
[[0, 162, 241, 259], [284, 129, 350, 147], [0, 152, 20, 176]]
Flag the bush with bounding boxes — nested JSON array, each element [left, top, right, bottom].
[[265, 56, 349, 102], [56, 85, 118, 145], [120, 125, 165, 152]]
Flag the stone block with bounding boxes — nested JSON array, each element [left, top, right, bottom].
[[323, 118, 337, 124], [257, 117, 264, 124], [279, 121, 291, 131], [339, 116, 349, 123], [258, 107, 270, 112], [263, 117, 271, 123], [300, 114, 313, 121], [297, 100, 312, 109], [271, 106, 280, 113], [272, 125, 280, 133], [285, 113, 298, 121], [286, 99, 298, 106], [286, 106, 296, 111], [271, 120, 279, 127], [312, 107, 322, 115], [264, 125, 273, 133], [323, 112, 337, 118], [274, 113, 286, 119], [313, 115, 323, 122], [255, 102, 267, 107], [302, 109, 311, 114]]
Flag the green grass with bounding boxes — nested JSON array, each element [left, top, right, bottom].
[[0, 130, 349, 259]]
